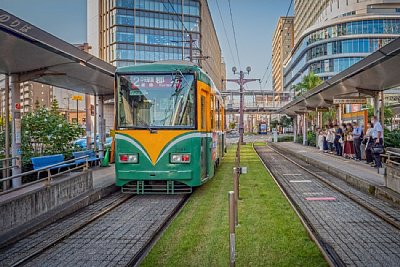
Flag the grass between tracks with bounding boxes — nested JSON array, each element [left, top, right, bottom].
[[141, 143, 327, 267]]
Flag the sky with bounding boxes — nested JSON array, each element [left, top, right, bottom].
[[0, 0, 293, 90]]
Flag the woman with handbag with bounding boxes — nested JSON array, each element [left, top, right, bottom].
[[364, 122, 374, 164], [343, 123, 355, 159]]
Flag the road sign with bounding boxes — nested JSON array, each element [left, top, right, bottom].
[[333, 98, 367, 104], [72, 95, 83, 101]]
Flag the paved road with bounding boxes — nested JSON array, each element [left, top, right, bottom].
[[256, 145, 400, 267]]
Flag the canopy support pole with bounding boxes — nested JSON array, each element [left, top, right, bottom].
[[303, 115, 307, 146], [85, 94, 92, 150], [11, 75, 21, 188], [97, 96, 105, 159]]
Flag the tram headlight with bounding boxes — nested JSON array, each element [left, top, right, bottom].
[[170, 153, 191, 164], [119, 153, 138, 163]]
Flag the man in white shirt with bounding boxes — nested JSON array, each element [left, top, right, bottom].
[[371, 116, 384, 168]]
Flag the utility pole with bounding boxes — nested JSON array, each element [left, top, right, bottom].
[[172, 33, 195, 62], [225, 67, 260, 144]]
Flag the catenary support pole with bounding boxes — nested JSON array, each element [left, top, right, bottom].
[[11, 75, 21, 188], [229, 191, 236, 267], [233, 167, 239, 226]]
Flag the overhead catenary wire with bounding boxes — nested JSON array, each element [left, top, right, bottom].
[[227, 0, 242, 71], [215, 0, 237, 67], [260, 0, 294, 89]]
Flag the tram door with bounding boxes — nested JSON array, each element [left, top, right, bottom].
[[200, 92, 208, 180]]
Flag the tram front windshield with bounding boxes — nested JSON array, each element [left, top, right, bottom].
[[118, 73, 196, 129]]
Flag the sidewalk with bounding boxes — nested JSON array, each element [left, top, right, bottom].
[[271, 142, 400, 205]]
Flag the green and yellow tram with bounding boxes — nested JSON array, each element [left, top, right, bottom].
[[114, 61, 225, 193]]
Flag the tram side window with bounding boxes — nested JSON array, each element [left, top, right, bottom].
[[211, 96, 215, 130], [201, 95, 205, 130]]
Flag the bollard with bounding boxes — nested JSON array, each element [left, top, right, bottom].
[[233, 168, 239, 226], [229, 191, 236, 267]]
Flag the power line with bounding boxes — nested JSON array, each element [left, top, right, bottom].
[[260, 0, 294, 89], [215, 0, 237, 67], [227, 0, 242, 70]]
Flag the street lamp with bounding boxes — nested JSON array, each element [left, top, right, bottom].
[[225, 66, 260, 144]]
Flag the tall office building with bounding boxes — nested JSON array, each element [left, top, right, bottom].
[[87, 0, 225, 89], [272, 16, 294, 93], [294, 0, 330, 44], [284, 0, 400, 91]]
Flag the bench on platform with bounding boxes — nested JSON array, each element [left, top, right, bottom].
[[31, 154, 76, 178], [73, 150, 100, 167]]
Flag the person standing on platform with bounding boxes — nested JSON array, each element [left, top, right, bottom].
[[334, 124, 343, 156], [364, 122, 374, 165], [371, 116, 384, 168], [352, 121, 362, 161], [344, 123, 355, 159]]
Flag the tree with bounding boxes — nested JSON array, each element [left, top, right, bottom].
[[21, 107, 84, 166], [280, 115, 292, 128], [229, 121, 237, 130], [367, 104, 394, 126], [293, 72, 323, 96]]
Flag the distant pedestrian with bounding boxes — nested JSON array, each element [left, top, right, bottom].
[[327, 123, 335, 153], [371, 116, 384, 168], [334, 124, 343, 156], [364, 122, 374, 164], [352, 121, 362, 161], [343, 123, 355, 159]]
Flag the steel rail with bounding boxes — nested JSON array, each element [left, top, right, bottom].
[[268, 144, 400, 230], [10, 193, 134, 267], [253, 143, 345, 267]]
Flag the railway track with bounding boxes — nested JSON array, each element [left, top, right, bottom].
[[0, 192, 189, 267], [254, 143, 400, 267]]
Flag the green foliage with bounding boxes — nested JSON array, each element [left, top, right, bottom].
[[322, 108, 337, 125], [292, 72, 323, 96], [229, 121, 237, 129], [278, 135, 293, 142], [367, 104, 394, 126], [307, 131, 316, 147], [21, 107, 84, 166], [384, 129, 400, 148], [270, 119, 279, 129], [280, 116, 292, 127]]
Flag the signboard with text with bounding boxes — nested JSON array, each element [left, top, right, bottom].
[[333, 98, 367, 104]]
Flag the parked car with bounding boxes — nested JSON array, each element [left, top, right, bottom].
[[74, 134, 113, 149]]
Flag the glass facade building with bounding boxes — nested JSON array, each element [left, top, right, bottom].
[[283, 0, 400, 91], [87, 0, 225, 89]]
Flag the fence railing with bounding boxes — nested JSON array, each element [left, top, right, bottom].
[[0, 155, 90, 195]]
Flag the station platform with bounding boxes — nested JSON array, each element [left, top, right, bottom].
[[270, 142, 400, 205], [0, 165, 117, 247]]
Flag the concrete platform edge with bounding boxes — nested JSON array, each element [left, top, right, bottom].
[[0, 183, 118, 249], [270, 143, 400, 206]]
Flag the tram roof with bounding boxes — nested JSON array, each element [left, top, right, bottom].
[[279, 37, 400, 116], [0, 9, 115, 96]]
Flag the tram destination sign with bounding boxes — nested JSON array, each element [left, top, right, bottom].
[[333, 98, 367, 104]]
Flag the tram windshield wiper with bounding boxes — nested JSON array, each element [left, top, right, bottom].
[[137, 116, 157, 133]]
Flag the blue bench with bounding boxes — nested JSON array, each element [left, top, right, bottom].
[[73, 150, 100, 166], [31, 154, 75, 177]]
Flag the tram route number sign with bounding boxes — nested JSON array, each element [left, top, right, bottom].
[[72, 95, 83, 101], [333, 98, 367, 104]]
